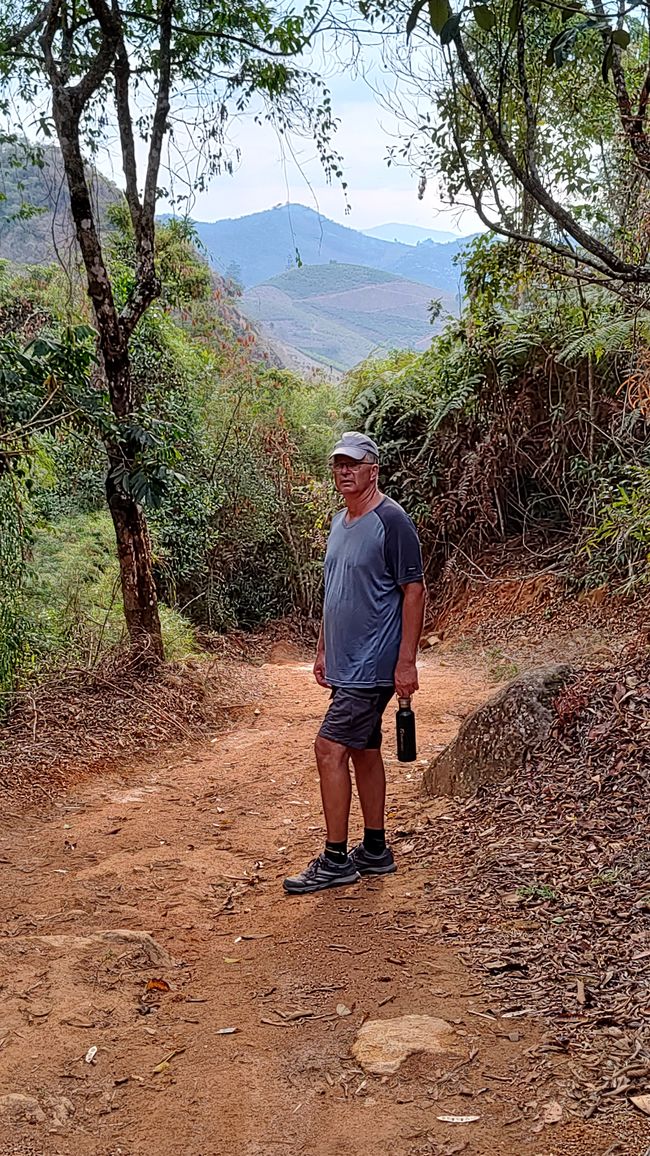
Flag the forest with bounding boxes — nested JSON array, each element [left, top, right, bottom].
[[1, 0, 650, 1153]]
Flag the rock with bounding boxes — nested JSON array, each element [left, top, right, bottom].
[[0, 1093, 47, 1123], [15, 930, 175, 968], [351, 1014, 462, 1075], [47, 1095, 75, 1127], [423, 664, 572, 798]]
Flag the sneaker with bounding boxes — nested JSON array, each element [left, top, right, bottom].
[[349, 842, 397, 876], [283, 853, 360, 895]]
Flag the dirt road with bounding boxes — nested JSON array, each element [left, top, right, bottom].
[[0, 653, 646, 1155]]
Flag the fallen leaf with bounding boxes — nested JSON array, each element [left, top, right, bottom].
[[153, 1047, 185, 1074], [336, 1004, 352, 1017], [541, 1099, 563, 1124], [146, 978, 170, 993], [630, 1093, 650, 1116], [436, 1115, 480, 1124], [223, 957, 240, 964]]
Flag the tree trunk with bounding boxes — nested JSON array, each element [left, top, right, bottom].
[[103, 353, 163, 661], [106, 472, 164, 661]]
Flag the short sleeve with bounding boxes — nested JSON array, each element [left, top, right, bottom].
[[376, 500, 424, 586]]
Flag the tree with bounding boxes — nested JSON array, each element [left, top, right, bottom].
[[0, 0, 342, 658], [388, 0, 650, 300]]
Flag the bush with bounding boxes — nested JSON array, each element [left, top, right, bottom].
[[24, 510, 196, 667]]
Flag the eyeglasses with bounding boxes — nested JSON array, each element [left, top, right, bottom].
[[331, 461, 374, 473]]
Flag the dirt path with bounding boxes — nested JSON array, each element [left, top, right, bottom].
[[0, 655, 641, 1155]]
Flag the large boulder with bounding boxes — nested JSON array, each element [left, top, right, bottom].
[[423, 664, 572, 797]]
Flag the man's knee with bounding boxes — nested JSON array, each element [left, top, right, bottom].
[[314, 734, 328, 763], [315, 733, 347, 768]]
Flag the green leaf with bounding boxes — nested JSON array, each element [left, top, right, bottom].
[[406, 0, 427, 37], [611, 28, 630, 48], [474, 5, 496, 31], [429, 0, 452, 35], [440, 11, 462, 42], [602, 42, 614, 82]]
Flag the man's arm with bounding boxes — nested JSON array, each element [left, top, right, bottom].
[[313, 622, 330, 687], [394, 581, 426, 698]]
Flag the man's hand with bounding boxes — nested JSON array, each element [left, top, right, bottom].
[[313, 652, 330, 688], [394, 658, 419, 698]]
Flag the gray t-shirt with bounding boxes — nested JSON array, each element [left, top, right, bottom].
[[323, 496, 424, 688]]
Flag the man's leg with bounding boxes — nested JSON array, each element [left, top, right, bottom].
[[282, 700, 360, 895], [314, 735, 352, 843], [350, 747, 386, 830], [348, 693, 397, 876]]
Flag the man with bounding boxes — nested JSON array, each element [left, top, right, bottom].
[[283, 431, 425, 895]]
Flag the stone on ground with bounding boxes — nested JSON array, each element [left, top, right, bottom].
[[423, 664, 572, 797], [29, 929, 174, 967], [352, 1014, 462, 1075], [0, 1094, 47, 1124]]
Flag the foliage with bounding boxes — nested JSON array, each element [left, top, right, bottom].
[[583, 467, 650, 593], [150, 362, 339, 629], [24, 510, 196, 667], [0, 474, 29, 704], [382, 0, 650, 299], [344, 235, 650, 599]]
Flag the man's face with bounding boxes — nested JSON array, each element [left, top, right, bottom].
[[331, 455, 378, 498]]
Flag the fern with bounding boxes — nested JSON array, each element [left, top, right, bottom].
[[558, 318, 647, 364]]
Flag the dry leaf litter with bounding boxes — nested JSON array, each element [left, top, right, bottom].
[[397, 652, 650, 1122], [0, 649, 258, 808]]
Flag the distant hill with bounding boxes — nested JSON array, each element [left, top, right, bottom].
[[0, 143, 119, 264], [242, 262, 454, 371], [190, 203, 471, 294], [362, 223, 461, 245]]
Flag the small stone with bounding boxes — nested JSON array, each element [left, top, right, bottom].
[[0, 1093, 47, 1123], [48, 1095, 75, 1127], [352, 1014, 462, 1075]]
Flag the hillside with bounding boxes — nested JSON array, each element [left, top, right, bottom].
[[0, 143, 119, 264], [242, 261, 454, 370], [191, 203, 471, 293]]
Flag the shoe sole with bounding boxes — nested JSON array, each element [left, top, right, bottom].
[[283, 872, 360, 895], [355, 862, 397, 876]]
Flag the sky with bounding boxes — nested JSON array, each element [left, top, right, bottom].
[[152, 48, 484, 237]]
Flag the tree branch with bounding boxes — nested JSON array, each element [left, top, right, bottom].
[[445, 79, 648, 289], [119, 0, 173, 337], [119, 10, 309, 57], [2, 1, 51, 50], [452, 25, 650, 282], [114, 39, 142, 238]]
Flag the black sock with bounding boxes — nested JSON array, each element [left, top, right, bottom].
[[325, 840, 348, 864], [364, 828, 386, 855]]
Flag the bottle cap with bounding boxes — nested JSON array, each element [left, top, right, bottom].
[[398, 696, 411, 709]]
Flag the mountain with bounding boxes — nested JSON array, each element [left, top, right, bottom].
[[191, 203, 471, 294], [242, 262, 454, 372], [362, 223, 461, 245]]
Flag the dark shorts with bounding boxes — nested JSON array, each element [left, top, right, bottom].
[[318, 686, 395, 750]]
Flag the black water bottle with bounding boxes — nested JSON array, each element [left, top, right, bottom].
[[396, 696, 417, 762]]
